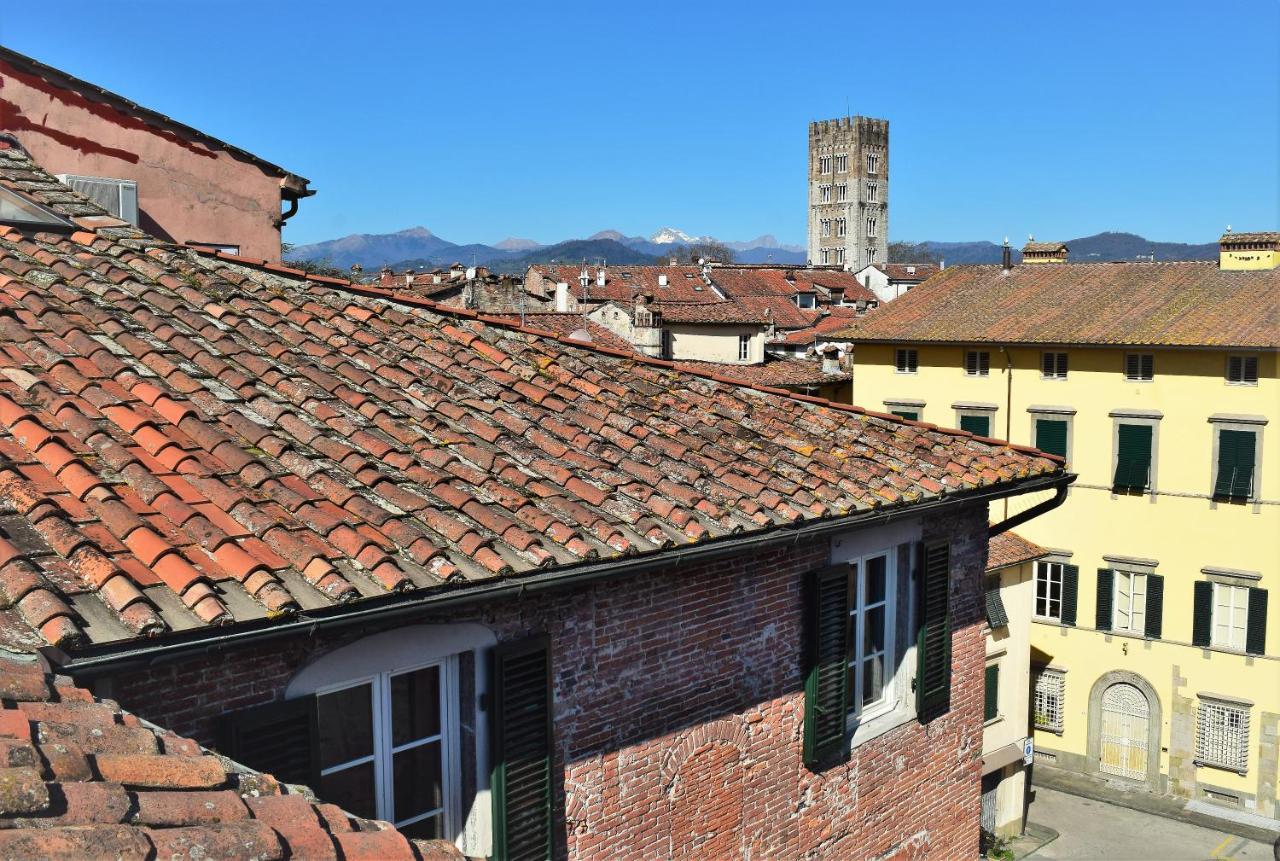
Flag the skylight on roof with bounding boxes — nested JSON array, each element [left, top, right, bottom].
[[0, 186, 72, 229]]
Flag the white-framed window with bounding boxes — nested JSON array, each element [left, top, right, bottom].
[[835, 153, 848, 172], [821, 218, 831, 237], [867, 152, 879, 174], [1196, 699, 1250, 772], [738, 334, 750, 361], [866, 182, 878, 202], [866, 217, 877, 238], [1227, 355, 1259, 386], [837, 217, 847, 237], [796, 292, 817, 309], [868, 246, 877, 263], [1033, 667, 1065, 732], [836, 248, 845, 265], [964, 350, 990, 377], [1035, 560, 1064, 620], [317, 660, 457, 840], [1125, 353, 1154, 381], [837, 183, 848, 202], [820, 184, 832, 203], [820, 248, 830, 265], [1113, 571, 1147, 634], [846, 551, 896, 719], [819, 154, 832, 174], [1042, 351, 1068, 380], [1212, 583, 1250, 651], [895, 348, 918, 374]]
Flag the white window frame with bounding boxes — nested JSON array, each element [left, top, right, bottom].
[[820, 184, 832, 203], [835, 153, 848, 173], [1035, 560, 1064, 621], [867, 153, 878, 174], [846, 550, 898, 722], [964, 350, 990, 377], [866, 182, 878, 202], [895, 348, 918, 375], [316, 658, 461, 841], [1211, 582, 1250, 651], [837, 217, 847, 237], [821, 218, 831, 238], [1112, 570, 1148, 634], [1042, 351, 1068, 380], [1196, 698, 1250, 773], [1124, 352, 1154, 382], [837, 183, 848, 203], [1226, 354, 1259, 386], [820, 248, 830, 265], [1033, 667, 1065, 732], [738, 334, 750, 361]]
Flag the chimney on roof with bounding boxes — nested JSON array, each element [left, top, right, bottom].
[[1021, 236, 1069, 264], [596, 266, 606, 287], [579, 266, 590, 291], [940, 259, 946, 270], [820, 344, 841, 375], [1001, 238, 1012, 274], [669, 255, 678, 266], [1219, 230, 1280, 271]]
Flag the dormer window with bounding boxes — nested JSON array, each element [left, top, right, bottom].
[[796, 293, 817, 309]]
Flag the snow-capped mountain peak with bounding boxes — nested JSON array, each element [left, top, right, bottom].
[[649, 226, 713, 245]]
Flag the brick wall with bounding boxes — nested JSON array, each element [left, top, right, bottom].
[[102, 502, 989, 859]]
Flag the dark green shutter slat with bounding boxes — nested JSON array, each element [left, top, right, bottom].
[[1095, 569, 1114, 632], [917, 540, 952, 722], [1145, 574, 1164, 639], [1215, 430, 1255, 500], [1114, 424, 1152, 491], [803, 564, 850, 769], [985, 578, 1009, 628], [1246, 589, 1268, 656], [983, 665, 999, 722], [960, 414, 990, 437], [1035, 419, 1068, 458], [1192, 581, 1213, 648], [1060, 564, 1079, 626], [221, 696, 318, 787], [492, 636, 553, 861], [891, 410, 918, 421]]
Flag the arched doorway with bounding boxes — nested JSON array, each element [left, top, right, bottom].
[[1086, 671, 1163, 789], [1099, 682, 1149, 779]]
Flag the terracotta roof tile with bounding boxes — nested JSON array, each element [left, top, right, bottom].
[[838, 261, 1280, 348], [986, 530, 1047, 571], [0, 651, 459, 860], [0, 140, 1064, 652]]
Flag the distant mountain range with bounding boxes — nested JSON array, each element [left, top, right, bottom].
[[286, 228, 1217, 274]]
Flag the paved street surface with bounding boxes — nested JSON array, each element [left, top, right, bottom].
[[1026, 787, 1277, 860]]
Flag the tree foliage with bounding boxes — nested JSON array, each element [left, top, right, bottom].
[[660, 241, 737, 264], [887, 240, 941, 265]]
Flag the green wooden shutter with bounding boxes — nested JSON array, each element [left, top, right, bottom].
[[1114, 424, 1152, 491], [1192, 581, 1213, 648], [960, 414, 991, 437], [1060, 564, 1079, 626], [492, 636, 553, 861], [1035, 419, 1068, 458], [983, 665, 999, 722], [1215, 430, 1256, 500], [1246, 588, 1268, 656], [803, 564, 851, 769], [1095, 569, 1114, 632], [1145, 574, 1164, 639], [221, 696, 318, 787], [916, 540, 952, 722]]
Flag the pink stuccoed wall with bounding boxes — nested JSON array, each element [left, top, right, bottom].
[[1, 58, 293, 261]]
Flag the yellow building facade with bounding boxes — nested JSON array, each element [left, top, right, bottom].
[[840, 246, 1280, 820]]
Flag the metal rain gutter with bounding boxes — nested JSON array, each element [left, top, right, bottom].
[[52, 472, 1073, 678]]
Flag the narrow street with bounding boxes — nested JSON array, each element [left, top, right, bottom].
[[1026, 787, 1277, 860]]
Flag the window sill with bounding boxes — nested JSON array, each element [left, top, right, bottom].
[[1194, 760, 1248, 777], [983, 716, 1003, 728], [1033, 725, 1064, 736]]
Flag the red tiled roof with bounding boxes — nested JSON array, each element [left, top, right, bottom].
[[836, 262, 1280, 348], [1220, 232, 1280, 246], [1022, 241, 1067, 254], [674, 359, 850, 387], [986, 530, 1047, 571], [709, 267, 876, 304], [774, 308, 862, 345], [656, 302, 771, 324], [0, 139, 1064, 653], [484, 313, 635, 353], [528, 264, 719, 304], [879, 264, 939, 282], [0, 651, 459, 860]]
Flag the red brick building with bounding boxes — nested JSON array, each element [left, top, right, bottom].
[[0, 45, 312, 261], [0, 138, 1069, 859]]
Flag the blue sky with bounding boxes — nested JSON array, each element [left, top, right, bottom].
[[3, 1, 1277, 247]]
